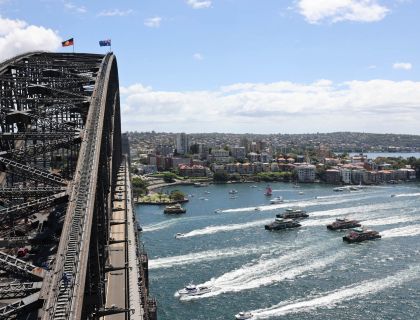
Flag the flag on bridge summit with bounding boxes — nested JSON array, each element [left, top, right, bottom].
[[61, 38, 74, 47], [99, 39, 111, 47]]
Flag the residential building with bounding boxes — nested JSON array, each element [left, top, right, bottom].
[[176, 133, 189, 155], [296, 165, 316, 182], [231, 146, 246, 160]]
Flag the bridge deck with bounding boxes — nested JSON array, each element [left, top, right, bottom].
[[105, 159, 144, 319]]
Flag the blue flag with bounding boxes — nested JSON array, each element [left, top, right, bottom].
[[99, 39, 111, 47]]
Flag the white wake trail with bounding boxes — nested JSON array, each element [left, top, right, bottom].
[[381, 224, 420, 238], [180, 244, 344, 300], [149, 244, 278, 269], [142, 220, 179, 232], [177, 219, 273, 238], [394, 192, 420, 198], [250, 266, 420, 319]]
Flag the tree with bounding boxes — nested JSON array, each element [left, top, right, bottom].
[[163, 172, 177, 183], [213, 172, 228, 182], [170, 190, 185, 201]]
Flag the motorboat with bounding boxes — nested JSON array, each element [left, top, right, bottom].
[[164, 203, 186, 214], [333, 187, 346, 192], [327, 218, 361, 230], [229, 189, 238, 194], [177, 283, 212, 297], [175, 233, 184, 238], [265, 218, 301, 230], [204, 191, 211, 194], [230, 196, 237, 199], [270, 196, 283, 204], [390, 194, 396, 197], [235, 311, 253, 319], [264, 186, 272, 196], [214, 209, 222, 213], [298, 191, 304, 195], [254, 207, 262, 211], [343, 227, 381, 243], [277, 208, 308, 219]]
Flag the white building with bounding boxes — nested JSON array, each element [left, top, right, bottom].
[[340, 169, 352, 184], [211, 149, 231, 164], [231, 146, 246, 160], [176, 133, 189, 155], [296, 165, 316, 182]]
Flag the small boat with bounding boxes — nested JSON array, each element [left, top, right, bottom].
[[264, 186, 272, 196], [235, 311, 253, 319], [194, 182, 209, 187], [250, 185, 257, 188], [390, 194, 396, 197], [298, 191, 304, 195], [177, 283, 212, 297], [214, 209, 222, 213], [164, 203, 186, 214], [333, 187, 346, 192], [254, 207, 262, 211], [229, 189, 238, 194], [270, 196, 283, 204], [204, 191, 211, 194], [175, 233, 184, 238]]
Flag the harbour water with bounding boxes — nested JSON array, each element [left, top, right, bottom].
[[137, 182, 420, 319]]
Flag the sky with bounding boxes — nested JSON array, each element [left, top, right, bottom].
[[0, 0, 419, 134]]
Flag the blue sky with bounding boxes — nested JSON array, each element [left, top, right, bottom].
[[1, 0, 419, 134]]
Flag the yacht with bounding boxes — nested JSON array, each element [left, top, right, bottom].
[[163, 203, 186, 214], [235, 311, 253, 319], [270, 196, 283, 204], [177, 283, 212, 297]]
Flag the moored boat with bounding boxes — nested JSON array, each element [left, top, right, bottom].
[[343, 227, 381, 243], [265, 186, 272, 196], [163, 203, 186, 214], [270, 196, 283, 204], [327, 218, 361, 230]]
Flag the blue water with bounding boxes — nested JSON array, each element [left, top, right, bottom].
[[136, 182, 420, 319], [348, 152, 420, 159]]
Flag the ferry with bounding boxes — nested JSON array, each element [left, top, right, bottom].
[[343, 227, 381, 243], [277, 208, 308, 219], [177, 283, 212, 297], [235, 311, 253, 319], [265, 218, 301, 231], [270, 196, 283, 204], [327, 218, 361, 230], [264, 186, 272, 196], [163, 203, 186, 214]]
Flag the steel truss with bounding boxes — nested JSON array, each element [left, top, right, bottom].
[[0, 52, 121, 319]]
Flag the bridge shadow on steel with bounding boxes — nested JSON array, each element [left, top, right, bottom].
[[0, 52, 156, 319]]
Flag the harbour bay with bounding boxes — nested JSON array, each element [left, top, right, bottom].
[[137, 182, 420, 320]]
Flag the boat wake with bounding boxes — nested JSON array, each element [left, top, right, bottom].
[[142, 216, 206, 232], [177, 219, 273, 238], [180, 245, 346, 300], [149, 244, 278, 270], [381, 224, 420, 238], [394, 192, 420, 198], [249, 266, 420, 319]]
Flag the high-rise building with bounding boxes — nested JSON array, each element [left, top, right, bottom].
[[176, 133, 189, 155]]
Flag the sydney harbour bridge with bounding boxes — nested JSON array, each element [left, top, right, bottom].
[[0, 52, 156, 319]]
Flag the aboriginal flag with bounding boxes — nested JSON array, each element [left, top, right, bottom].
[[99, 39, 111, 47], [62, 38, 74, 47]]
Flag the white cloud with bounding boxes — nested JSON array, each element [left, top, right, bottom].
[[144, 16, 162, 28], [186, 0, 212, 9], [0, 16, 61, 62], [98, 9, 134, 17], [297, 0, 390, 24], [119, 80, 420, 134], [193, 53, 204, 60], [393, 62, 412, 70], [64, 2, 87, 14]]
